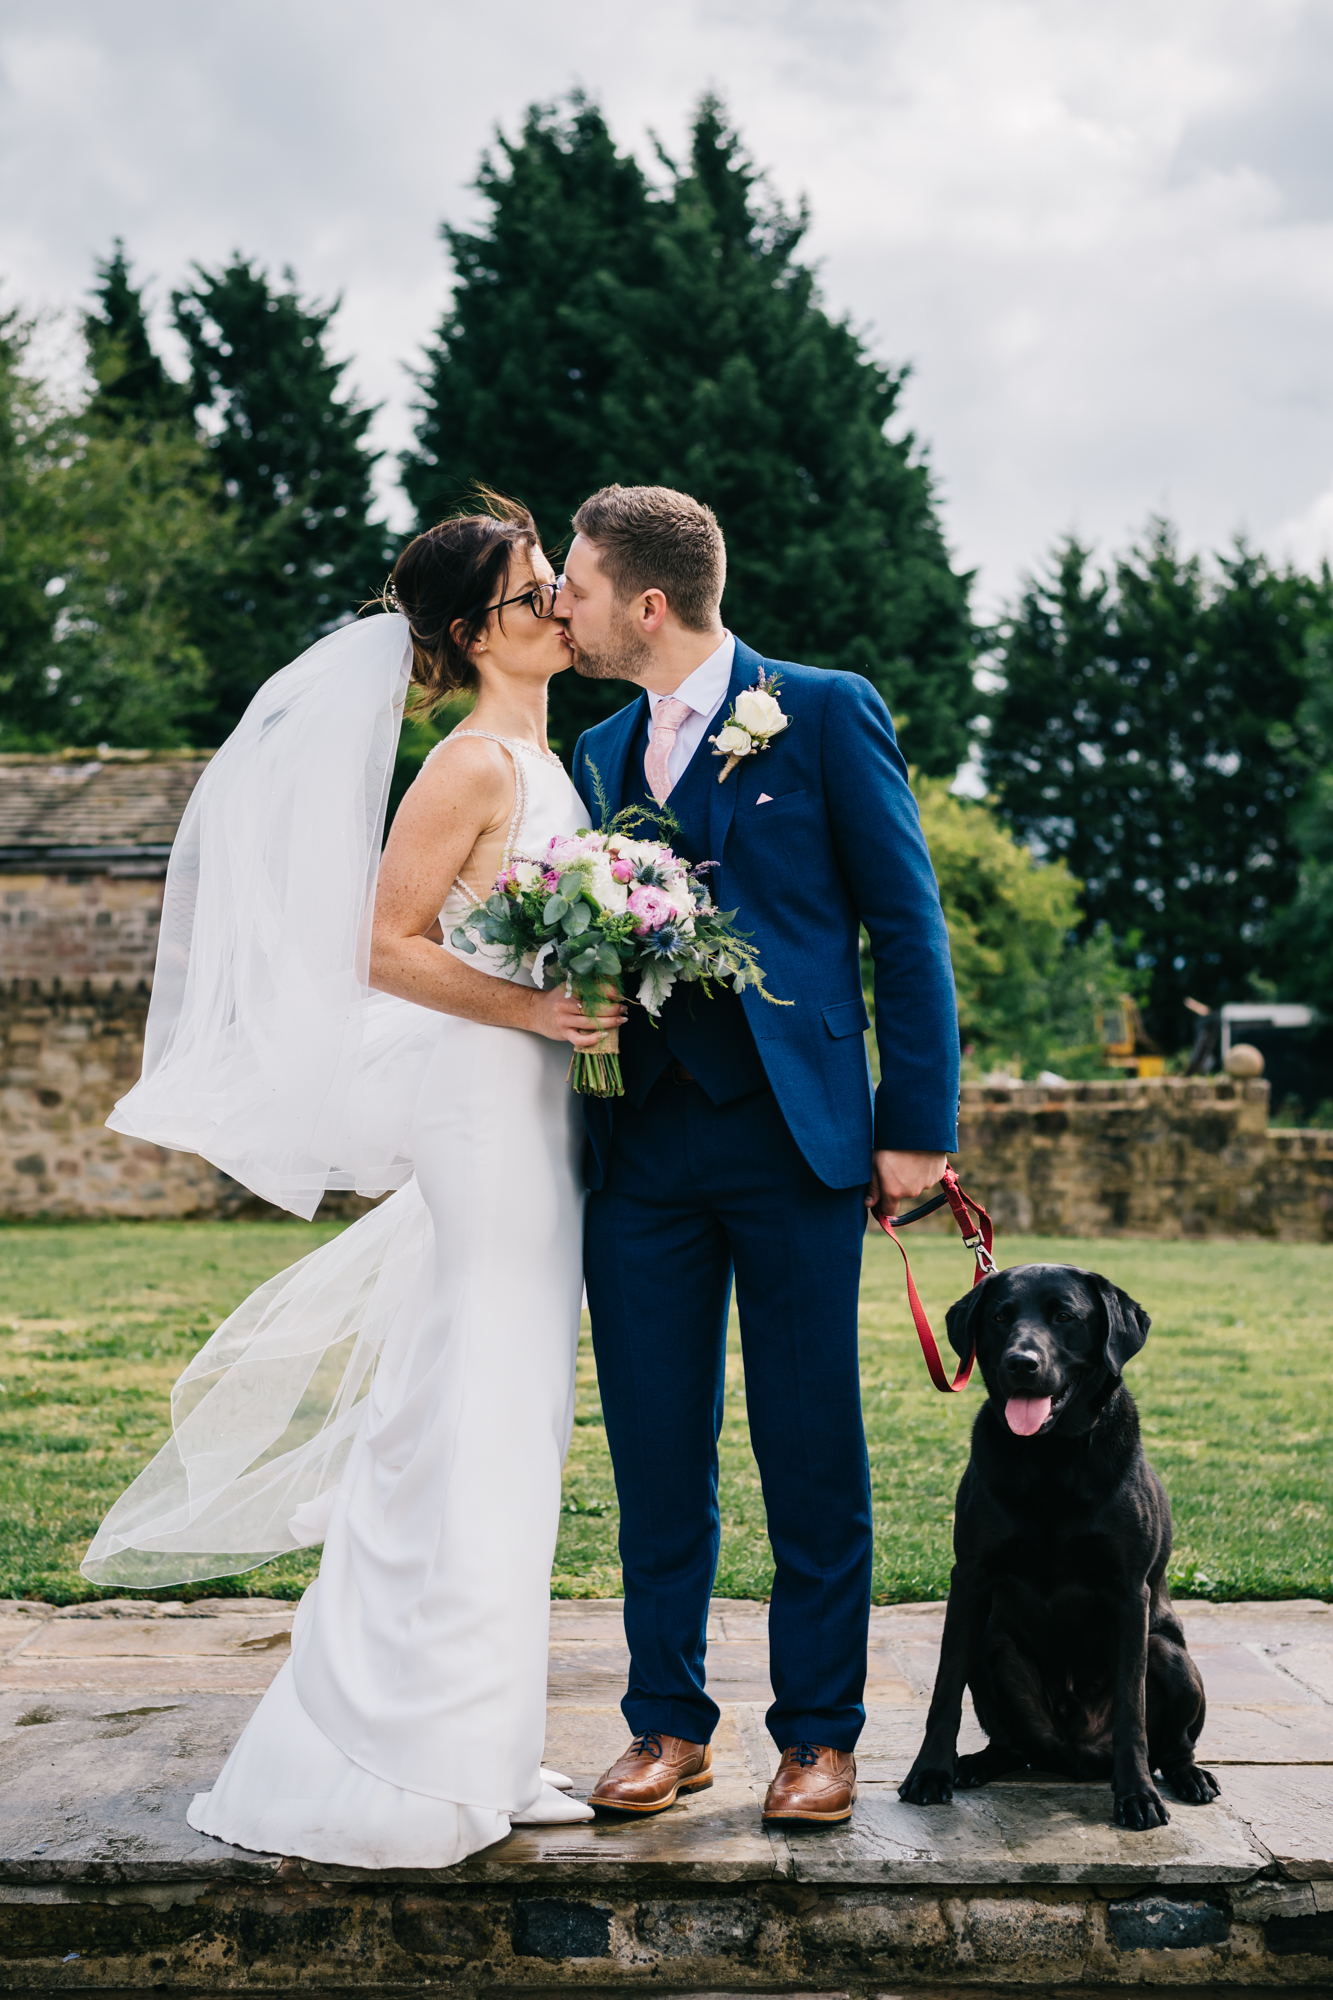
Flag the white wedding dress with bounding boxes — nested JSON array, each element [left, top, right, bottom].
[[170, 733, 593, 1867]]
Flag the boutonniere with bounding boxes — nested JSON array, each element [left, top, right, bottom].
[[709, 668, 790, 783]]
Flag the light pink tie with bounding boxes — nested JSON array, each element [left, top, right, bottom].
[[645, 697, 692, 803]]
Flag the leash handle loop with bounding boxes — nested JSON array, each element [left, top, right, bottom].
[[873, 1166, 995, 1393]]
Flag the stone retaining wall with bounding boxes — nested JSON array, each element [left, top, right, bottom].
[[2, 1875, 1330, 1990], [0, 982, 372, 1221], [948, 1076, 1333, 1243], [4, 981, 1333, 1236]]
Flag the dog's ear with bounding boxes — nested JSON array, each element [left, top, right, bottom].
[[1088, 1274, 1151, 1376], [945, 1276, 993, 1360]]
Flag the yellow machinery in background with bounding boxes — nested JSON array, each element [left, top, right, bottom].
[[1098, 995, 1165, 1078]]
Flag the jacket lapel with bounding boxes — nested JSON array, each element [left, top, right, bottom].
[[586, 693, 649, 827], [706, 638, 763, 869]]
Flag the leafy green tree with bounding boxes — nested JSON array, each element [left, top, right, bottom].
[[915, 777, 1131, 1077], [0, 312, 60, 745], [0, 270, 234, 750], [982, 525, 1329, 1041], [404, 94, 976, 766], [21, 420, 231, 747], [173, 257, 395, 736]]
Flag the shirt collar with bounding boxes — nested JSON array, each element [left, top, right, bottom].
[[646, 632, 735, 717]]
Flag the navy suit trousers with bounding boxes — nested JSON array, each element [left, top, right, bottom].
[[584, 1073, 873, 1752]]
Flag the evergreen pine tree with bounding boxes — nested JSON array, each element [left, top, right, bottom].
[[84, 242, 189, 429], [173, 256, 394, 735], [1271, 610, 1333, 1007], [404, 95, 976, 767], [983, 525, 1329, 1039]]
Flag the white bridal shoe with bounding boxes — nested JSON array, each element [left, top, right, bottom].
[[511, 1780, 595, 1825], [539, 1767, 574, 1789]]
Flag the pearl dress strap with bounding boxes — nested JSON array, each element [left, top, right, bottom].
[[425, 729, 560, 907]]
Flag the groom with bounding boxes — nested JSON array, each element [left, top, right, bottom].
[[558, 485, 959, 1824]]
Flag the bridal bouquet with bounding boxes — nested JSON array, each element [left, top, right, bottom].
[[452, 808, 783, 1096]]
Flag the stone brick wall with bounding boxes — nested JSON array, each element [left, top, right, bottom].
[[0, 982, 373, 1221], [2, 982, 231, 1218], [4, 992, 1333, 1236], [0, 873, 164, 985], [946, 1075, 1333, 1243]]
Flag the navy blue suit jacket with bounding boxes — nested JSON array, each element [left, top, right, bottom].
[[570, 638, 959, 1191]]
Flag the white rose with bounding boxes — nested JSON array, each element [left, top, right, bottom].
[[587, 858, 629, 914], [715, 723, 752, 757], [733, 688, 788, 738], [512, 860, 542, 889], [614, 837, 663, 870]]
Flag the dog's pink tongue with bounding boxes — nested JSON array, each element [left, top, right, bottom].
[[1006, 1395, 1052, 1436]]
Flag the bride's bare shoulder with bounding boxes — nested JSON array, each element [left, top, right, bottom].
[[385, 735, 514, 852], [417, 732, 514, 799]]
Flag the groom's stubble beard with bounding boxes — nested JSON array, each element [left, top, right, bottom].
[[569, 603, 652, 684]]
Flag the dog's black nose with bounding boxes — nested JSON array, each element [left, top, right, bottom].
[[1007, 1348, 1042, 1377]]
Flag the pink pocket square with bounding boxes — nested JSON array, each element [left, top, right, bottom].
[[756, 792, 773, 804]]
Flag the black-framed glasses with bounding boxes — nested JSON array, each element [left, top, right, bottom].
[[475, 579, 560, 621]]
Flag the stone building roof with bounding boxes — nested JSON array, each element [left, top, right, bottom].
[[0, 750, 212, 876]]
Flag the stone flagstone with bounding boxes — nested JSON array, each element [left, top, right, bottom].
[[3, 1594, 1331, 1886]]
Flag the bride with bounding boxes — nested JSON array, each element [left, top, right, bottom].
[[81, 497, 624, 1866]]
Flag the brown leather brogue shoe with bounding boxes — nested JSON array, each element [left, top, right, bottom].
[[588, 1730, 713, 1814], [762, 1742, 857, 1822]]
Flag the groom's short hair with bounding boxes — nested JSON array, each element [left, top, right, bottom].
[[572, 485, 725, 632]]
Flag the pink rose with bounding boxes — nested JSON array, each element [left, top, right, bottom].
[[546, 833, 604, 870], [628, 885, 678, 933], [610, 858, 635, 883]]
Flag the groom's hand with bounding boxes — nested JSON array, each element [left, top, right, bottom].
[[866, 1150, 948, 1218]]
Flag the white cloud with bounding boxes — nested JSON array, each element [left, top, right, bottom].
[[1272, 476, 1333, 574], [1, 0, 1330, 609]]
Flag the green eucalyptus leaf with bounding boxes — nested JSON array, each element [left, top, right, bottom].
[[543, 894, 570, 924]]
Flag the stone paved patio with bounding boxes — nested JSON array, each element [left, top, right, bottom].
[[2, 1594, 1331, 1990]]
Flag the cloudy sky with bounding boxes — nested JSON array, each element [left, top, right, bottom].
[[2, 0, 1331, 614]]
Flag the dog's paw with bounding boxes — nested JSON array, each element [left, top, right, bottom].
[[1163, 1763, 1221, 1805], [954, 1750, 999, 1790], [1115, 1785, 1170, 1831], [898, 1762, 955, 1806]]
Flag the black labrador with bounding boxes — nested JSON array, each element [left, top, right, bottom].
[[899, 1264, 1220, 1830]]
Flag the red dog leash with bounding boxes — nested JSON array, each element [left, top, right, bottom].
[[872, 1167, 997, 1392]]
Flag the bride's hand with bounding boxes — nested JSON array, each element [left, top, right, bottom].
[[533, 986, 628, 1050]]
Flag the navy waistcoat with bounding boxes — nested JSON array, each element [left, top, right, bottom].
[[620, 712, 769, 1107]]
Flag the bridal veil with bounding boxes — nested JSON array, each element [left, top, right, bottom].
[[84, 613, 447, 1587], [107, 610, 432, 1217]]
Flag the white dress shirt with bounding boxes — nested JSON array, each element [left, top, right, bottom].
[[644, 633, 736, 792]]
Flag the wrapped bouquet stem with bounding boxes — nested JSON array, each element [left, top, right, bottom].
[[452, 798, 788, 1097], [572, 976, 624, 1098]]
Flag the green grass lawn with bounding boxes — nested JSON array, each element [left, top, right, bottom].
[[1, 1222, 1328, 1605]]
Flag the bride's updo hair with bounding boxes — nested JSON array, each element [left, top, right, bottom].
[[386, 490, 539, 716]]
